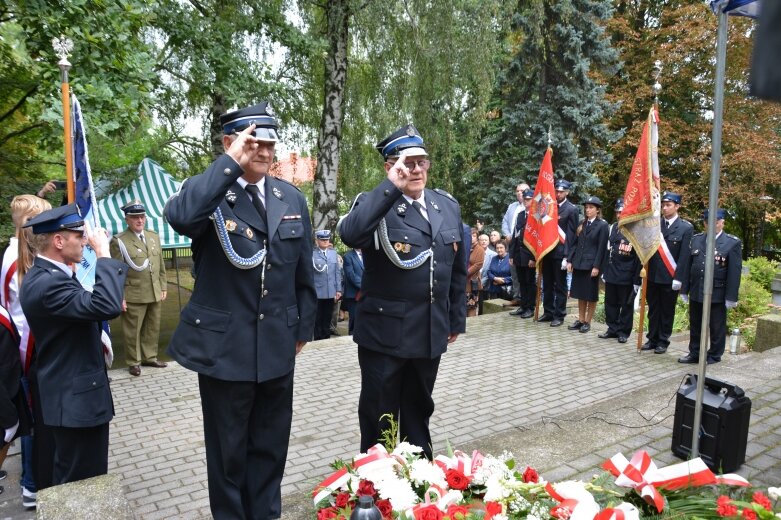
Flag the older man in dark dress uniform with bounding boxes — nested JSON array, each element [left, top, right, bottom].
[[20, 204, 126, 485], [165, 102, 316, 520], [539, 179, 578, 327], [641, 191, 693, 355], [599, 198, 641, 343], [678, 209, 742, 365], [338, 124, 466, 459], [509, 189, 536, 318]]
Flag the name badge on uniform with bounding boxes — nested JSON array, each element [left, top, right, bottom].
[[394, 242, 411, 253], [225, 219, 237, 232]]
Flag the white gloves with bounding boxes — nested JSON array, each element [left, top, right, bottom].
[[680, 294, 689, 304], [561, 258, 568, 270], [726, 300, 738, 309], [633, 285, 641, 293], [4, 420, 19, 443], [671, 280, 682, 291]]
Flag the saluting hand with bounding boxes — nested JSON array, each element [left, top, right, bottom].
[[386, 153, 411, 191], [86, 222, 111, 258], [226, 124, 260, 171]]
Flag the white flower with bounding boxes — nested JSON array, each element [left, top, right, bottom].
[[769, 486, 781, 500], [409, 459, 446, 488], [376, 476, 419, 511], [393, 442, 424, 458], [483, 474, 512, 502], [437, 490, 464, 510], [492, 515, 509, 520]]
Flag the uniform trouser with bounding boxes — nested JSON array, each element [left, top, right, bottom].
[[50, 423, 109, 485], [358, 348, 440, 460], [688, 300, 728, 361], [511, 264, 520, 299], [542, 257, 568, 319], [646, 282, 678, 349], [516, 265, 536, 312], [604, 283, 635, 337], [199, 372, 294, 520], [314, 299, 335, 340], [343, 298, 357, 333], [121, 300, 162, 366]]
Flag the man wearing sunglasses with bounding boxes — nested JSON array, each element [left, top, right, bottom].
[[338, 124, 467, 459], [19, 203, 126, 485], [165, 102, 316, 519]]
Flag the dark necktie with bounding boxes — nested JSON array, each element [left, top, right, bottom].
[[72, 271, 78, 281], [411, 200, 429, 221], [245, 184, 267, 222]]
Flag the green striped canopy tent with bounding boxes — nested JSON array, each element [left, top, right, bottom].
[[97, 158, 191, 248]]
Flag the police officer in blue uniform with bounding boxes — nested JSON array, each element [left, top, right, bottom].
[[539, 179, 578, 327], [641, 191, 693, 354], [599, 199, 641, 343], [312, 229, 342, 340], [165, 102, 316, 520], [342, 248, 364, 334], [678, 209, 742, 365], [338, 124, 467, 459], [509, 189, 536, 318], [20, 204, 126, 485]]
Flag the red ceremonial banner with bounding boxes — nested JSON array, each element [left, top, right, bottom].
[[524, 148, 559, 262], [619, 106, 662, 265]]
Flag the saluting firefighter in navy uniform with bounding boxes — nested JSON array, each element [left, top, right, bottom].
[[338, 124, 467, 459], [509, 189, 536, 318], [599, 198, 641, 344], [164, 102, 316, 520], [312, 229, 342, 340], [540, 179, 578, 327], [678, 209, 742, 365], [641, 191, 693, 354]]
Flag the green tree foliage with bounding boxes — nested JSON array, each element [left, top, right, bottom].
[[470, 0, 622, 228]]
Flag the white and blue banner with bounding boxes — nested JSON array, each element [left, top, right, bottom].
[[708, 0, 761, 18]]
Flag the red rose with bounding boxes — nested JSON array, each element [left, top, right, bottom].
[[742, 508, 758, 520], [752, 491, 773, 511], [317, 506, 338, 520], [716, 495, 738, 517], [445, 504, 470, 519], [376, 499, 393, 519], [445, 469, 471, 490], [357, 480, 377, 497], [413, 504, 444, 520], [522, 466, 539, 483], [484, 501, 503, 520], [334, 492, 352, 509]]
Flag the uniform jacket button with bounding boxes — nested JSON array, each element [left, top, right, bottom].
[[259, 314, 265, 320], [195, 318, 201, 325], [224, 168, 232, 175], [378, 307, 383, 312], [384, 190, 390, 196], [263, 289, 268, 296], [432, 241, 436, 246]]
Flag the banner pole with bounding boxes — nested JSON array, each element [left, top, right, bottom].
[[534, 259, 542, 321], [53, 37, 75, 203], [636, 263, 648, 351]]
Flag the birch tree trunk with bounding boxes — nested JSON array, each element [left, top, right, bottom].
[[312, 0, 349, 233]]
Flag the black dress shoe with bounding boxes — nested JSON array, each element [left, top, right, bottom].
[[550, 319, 563, 327], [579, 323, 591, 333], [640, 342, 656, 351], [617, 336, 628, 343], [567, 320, 583, 330], [508, 307, 524, 316], [707, 357, 719, 365], [598, 331, 618, 339], [520, 310, 534, 318], [654, 346, 667, 354], [537, 314, 554, 322], [678, 355, 698, 364]]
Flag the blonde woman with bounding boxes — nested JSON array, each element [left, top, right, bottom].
[[0, 194, 51, 505]]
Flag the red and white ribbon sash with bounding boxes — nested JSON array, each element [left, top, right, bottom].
[[313, 444, 396, 505], [657, 232, 677, 278], [558, 225, 567, 244], [603, 451, 749, 513], [434, 449, 481, 477]]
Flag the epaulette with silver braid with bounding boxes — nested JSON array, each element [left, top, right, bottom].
[[211, 207, 266, 269]]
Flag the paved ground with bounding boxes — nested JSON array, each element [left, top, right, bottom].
[[1, 310, 779, 519]]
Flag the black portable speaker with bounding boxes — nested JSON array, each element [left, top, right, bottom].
[[671, 374, 751, 473]]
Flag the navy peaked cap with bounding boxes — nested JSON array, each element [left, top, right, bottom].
[[661, 191, 682, 204], [376, 124, 428, 160], [522, 189, 534, 199], [583, 196, 603, 207], [703, 208, 727, 220], [615, 198, 624, 211], [315, 229, 332, 240], [23, 203, 84, 235], [220, 102, 279, 141], [555, 179, 572, 191]]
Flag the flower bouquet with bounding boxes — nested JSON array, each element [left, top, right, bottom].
[[313, 442, 780, 519]]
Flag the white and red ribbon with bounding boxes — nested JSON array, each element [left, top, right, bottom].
[[657, 233, 677, 278], [313, 444, 397, 506], [558, 225, 567, 244], [603, 450, 749, 513], [434, 449, 480, 477]]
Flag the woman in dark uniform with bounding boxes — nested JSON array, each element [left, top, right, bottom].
[[567, 196, 609, 332]]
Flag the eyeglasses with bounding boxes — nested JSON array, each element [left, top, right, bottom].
[[402, 159, 430, 170]]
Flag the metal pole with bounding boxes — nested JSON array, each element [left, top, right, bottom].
[[691, 7, 729, 458], [53, 37, 75, 203]]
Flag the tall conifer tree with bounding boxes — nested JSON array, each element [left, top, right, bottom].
[[470, 0, 621, 226]]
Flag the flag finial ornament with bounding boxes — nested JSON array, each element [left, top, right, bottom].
[[52, 36, 73, 70], [653, 60, 663, 103], [547, 125, 552, 147]]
